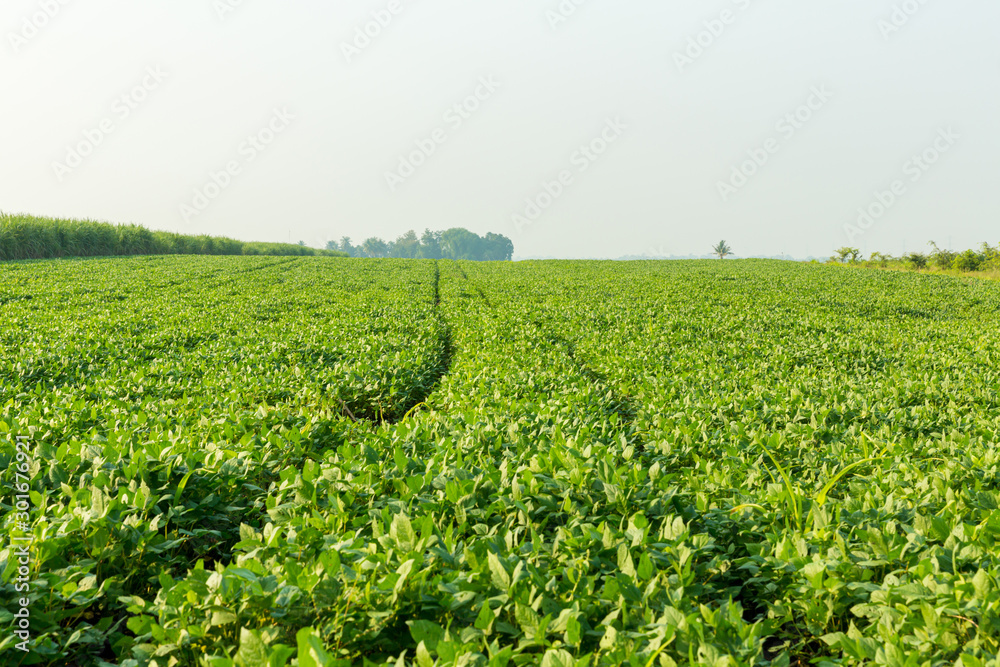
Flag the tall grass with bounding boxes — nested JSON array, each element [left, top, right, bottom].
[[0, 212, 347, 261]]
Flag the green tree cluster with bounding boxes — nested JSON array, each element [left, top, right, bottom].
[[328, 228, 514, 260], [830, 241, 1000, 273]]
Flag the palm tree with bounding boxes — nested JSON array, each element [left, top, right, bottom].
[[361, 237, 389, 258], [713, 240, 733, 259]]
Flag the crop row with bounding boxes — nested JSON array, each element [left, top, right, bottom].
[[0, 257, 447, 665], [457, 260, 1000, 664]]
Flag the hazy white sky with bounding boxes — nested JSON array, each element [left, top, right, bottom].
[[2, 1, 997, 259]]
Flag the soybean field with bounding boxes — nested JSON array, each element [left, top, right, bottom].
[[3, 256, 1000, 667]]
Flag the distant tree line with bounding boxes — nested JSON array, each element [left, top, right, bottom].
[[832, 241, 1000, 273], [0, 213, 347, 262], [327, 228, 513, 261]]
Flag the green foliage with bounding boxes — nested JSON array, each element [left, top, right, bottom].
[[925, 242, 1000, 273], [335, 229, 513, 261], [903, 252, 928, 270], [868, 252, 893, 268], [981, 243, 1000, 269], [954, 250, 984, 272], [839, 243, 1000, 276], [928, 241, 958, 270], [0, 213, 347, 261], [833, 247, 862, 264], [3, 258, 1000, 666]]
